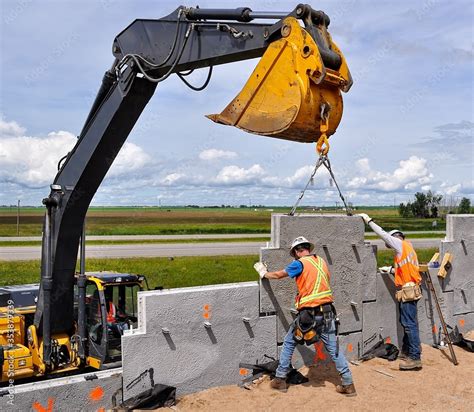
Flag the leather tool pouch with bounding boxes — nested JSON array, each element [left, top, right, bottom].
[[294, 305, 334, 346], [396, 282, 422, 302]]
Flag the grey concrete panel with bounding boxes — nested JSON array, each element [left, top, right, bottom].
[[438, 240, 474, 313], [418, 271, 454, 346], [271, 214, 366, 250], [122, 283, 277, 398], [362, 274, 402, 352], [453, 312, 474, 336], [0, 369, 122, 412], [446, 214, 474, 242], [260, 215, 378, 338], [362, 245, 378, 302]]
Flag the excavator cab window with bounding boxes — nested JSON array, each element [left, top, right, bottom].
[[85, 283, 103, 346], [104, 283, 140, 362]]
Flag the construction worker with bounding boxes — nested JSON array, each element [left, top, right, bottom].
[[357, 213, 422, 370], [254, 236, 356, 396]]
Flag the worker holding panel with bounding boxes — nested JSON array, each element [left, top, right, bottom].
[[254, 236, 356, 395], [357, 213, 423, 370]]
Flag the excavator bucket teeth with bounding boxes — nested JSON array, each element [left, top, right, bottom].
[[207, 17, 352, 143]]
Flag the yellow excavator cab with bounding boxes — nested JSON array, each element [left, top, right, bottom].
[[207, 17, 352, 143]]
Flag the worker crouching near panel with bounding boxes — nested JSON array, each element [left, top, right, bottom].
[[357, 213, 422, 370], [254, 237, 356, 396]]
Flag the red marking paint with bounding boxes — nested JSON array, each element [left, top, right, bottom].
[[459, 319, 465, 328], [347, 343, 353, 352], [313, 341, 327, 363], [432, 325, 437, 334], [385, 337, 391, 344], [32, 398, 54, 412], [89, 386, 104, 402]]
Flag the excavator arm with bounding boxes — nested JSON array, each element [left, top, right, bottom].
[[33, 4, 352, 367]]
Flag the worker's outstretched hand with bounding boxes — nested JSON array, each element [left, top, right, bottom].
[[356, 213, 372, 225], [254, 262, 268, 279], [379, 266, 394, 275]]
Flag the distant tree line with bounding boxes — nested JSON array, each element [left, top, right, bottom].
[[398, 191, 471, 218]]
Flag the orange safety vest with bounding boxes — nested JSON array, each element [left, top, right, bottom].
[[394, 240, 421, 287], [106, 301, 116, 323], [295, 255, 333, 310]]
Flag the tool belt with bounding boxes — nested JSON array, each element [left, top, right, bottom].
[[293, 304, 336, 346], [395, 282, 422, 302]]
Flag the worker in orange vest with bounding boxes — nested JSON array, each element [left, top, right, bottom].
[[254, 236, 355, 396], [358, 213, 422, 370]]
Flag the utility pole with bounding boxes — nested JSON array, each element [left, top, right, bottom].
[[16, 199, 20, 236]]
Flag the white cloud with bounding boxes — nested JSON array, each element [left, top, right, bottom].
[[107, 142, 151, 177], [214, 164, 265, 185], [161, 173, 186, 186], [348, 156, 433, 192], [0, 130, 77, 187], [440, 182, 461, 195], [0, 117, 26, 137], [199, 149, 237, 161], [0, 118, 150, 188]]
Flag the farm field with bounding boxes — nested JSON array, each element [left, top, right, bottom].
[[0, 206, 445, 237], [0, 248, 438, 287]]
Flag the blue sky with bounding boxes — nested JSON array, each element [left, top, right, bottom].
[[0, 0, 472, 206]]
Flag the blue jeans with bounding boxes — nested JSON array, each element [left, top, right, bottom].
[[399, 300, 421, 360], [276, 318, 353, 385]]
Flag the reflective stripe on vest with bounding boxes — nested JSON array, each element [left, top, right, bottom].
[[296, 255, 333, 309], [394, 240, 421, 287]]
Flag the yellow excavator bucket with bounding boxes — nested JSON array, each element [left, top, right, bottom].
[[207, 17, 352, 144]]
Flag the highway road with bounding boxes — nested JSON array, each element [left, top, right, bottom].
[[0, 231, 445, 242], [0, 238, 442, 261]]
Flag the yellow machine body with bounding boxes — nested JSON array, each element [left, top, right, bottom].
[[207, 17, 352, 143]]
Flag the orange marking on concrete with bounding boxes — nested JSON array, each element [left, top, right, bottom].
[[89, 386, 104, 402], [347, 343, 353, 352], [313, 341, 327, 363], [239, 368, 249, 376], [97, 408, 106, 412], [385, 337, 391, 344], [32, 398, 54, 412], [203, 312, 210, 319], [459, 319, 465, 328], [204, 304, 210, 311], [432, 325, 437, 333]]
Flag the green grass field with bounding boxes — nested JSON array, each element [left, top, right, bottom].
[[0, 248, 438, 287], [0, 206, 446, 237]]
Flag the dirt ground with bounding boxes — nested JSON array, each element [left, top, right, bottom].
[[171, 344, 473, 411]]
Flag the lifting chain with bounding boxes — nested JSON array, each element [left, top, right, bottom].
[[289, 104, 352, 216]]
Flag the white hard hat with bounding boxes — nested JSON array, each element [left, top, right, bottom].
[[290, 236, 314, 257], [389, 229, 405, 238]]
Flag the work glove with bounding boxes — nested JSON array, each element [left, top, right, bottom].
[[253, 262, 268, 279], [356, 213, 373, 225], [379, 266, 394, 275]]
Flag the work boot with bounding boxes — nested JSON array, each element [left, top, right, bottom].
[[399, 358, 422, 370], [270, 377, 288, 392], [336, 383, 357, 397], [398, 351, 409, 360]]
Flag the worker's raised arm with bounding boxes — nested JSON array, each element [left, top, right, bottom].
[[369, 221, 403, 254], [357, 213, 403, 254]]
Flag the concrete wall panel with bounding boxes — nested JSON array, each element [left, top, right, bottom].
[[122, 283, 277, 398], [260, 215, 377, 337], [271, 214, 365, 250], [446, 214, 474, 242], [0, 369, 122, 412]]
